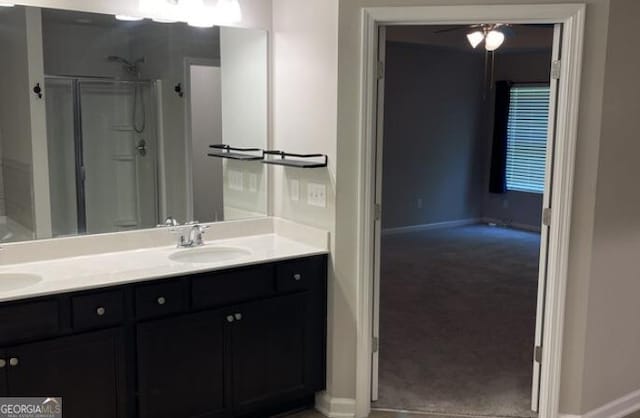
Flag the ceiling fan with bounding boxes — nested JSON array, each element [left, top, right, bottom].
[[435, 23, 511, 51]]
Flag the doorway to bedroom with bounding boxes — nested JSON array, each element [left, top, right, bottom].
[[372, 23, 557, 418]]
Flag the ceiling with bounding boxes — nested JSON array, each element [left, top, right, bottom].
[[387, 24, 554, 53]]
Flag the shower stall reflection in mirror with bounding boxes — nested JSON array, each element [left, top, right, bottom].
[[44, 76, 159, 238]]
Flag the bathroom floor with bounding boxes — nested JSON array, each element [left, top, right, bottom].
[[374, 225, 541, 417]]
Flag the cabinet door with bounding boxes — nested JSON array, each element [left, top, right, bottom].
[[231, 293, 311, 414], [137, 310, 229, 418], [0, 351, 7, 397], [6, 329, 125, 418]]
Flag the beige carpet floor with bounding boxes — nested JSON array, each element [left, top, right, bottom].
[[373, 225, 541, 417]]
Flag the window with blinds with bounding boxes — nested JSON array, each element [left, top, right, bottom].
[[505, 85, 551, 194]]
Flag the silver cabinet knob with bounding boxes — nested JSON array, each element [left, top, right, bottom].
[[234, 313, 242, 321], [226, 315, 235, 323], [0, 359, 5, 368], [157, 296, 166, 305], [9, 358, 18, 367], [96, 307, 106, 316], [293, 274, 302, 281]]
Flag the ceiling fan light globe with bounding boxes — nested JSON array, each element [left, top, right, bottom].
[[466, 31, 484, 48], [485, 30, 505, 51]]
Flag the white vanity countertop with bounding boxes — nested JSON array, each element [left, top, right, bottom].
[[0, 233, 328, 303]]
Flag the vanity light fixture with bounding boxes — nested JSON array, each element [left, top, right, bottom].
[[0, 2, 15, 6], [152, 18, 178, 23], [115, 14, 145, 21], [216, 0, 242, 24]]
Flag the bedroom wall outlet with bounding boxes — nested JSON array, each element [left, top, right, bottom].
[[248, 174, 258, 192], [290, 179, 300, 201], [307, 183, 326, 208], [228, 170, 244, 191]]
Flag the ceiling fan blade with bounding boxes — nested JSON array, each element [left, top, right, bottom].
[[434, 27, 468, 34]]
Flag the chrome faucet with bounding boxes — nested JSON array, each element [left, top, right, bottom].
[[176, 222, 209, 248], [158, 216, 180, 228]]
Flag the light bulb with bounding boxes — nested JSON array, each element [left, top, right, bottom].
[[152, 18, 177, 23], [485, 30, 505, 51], [217, 0, 242, 24], [115, 14, 144, 21], [466, 31, 484, 49], [182, 0, 216, 27]]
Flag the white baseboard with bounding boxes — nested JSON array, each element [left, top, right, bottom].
[[559, 388, 640, 418], [482, 217, 541, 233], [382, 218, 480, 236], [315, 392, 356, 418]]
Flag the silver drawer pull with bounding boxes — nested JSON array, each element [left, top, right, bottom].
[[0, 359, 5, 368], [9, 358, 18, 367], [226, 315, 235, 323], [157, 296, 166, 305], [293, 274, 302, 281], [234, 313, 242, 321], [96, 307, 106, 316]]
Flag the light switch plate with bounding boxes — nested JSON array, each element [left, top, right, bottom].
[[228, 170, 244, 191], [249, 174, 258, 192], [290, 179, 300, 201], [307, 183, 327, 208]]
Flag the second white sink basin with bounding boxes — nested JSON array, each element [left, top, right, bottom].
[[0, 273, 42, 292], [169, 246, 252, 264]]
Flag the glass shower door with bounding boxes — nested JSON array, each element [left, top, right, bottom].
[[78, 80, 158, 234], [45, 77, 78, 237]]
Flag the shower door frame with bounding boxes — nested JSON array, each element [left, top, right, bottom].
[[45, 75, 159, 235]]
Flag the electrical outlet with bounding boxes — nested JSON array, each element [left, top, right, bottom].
[[248, 174, 258, 192], [228, 170, 244, 191], [417, 198, 423, 209], [307, 183, 327, 208], [290, 179, 300, 201]]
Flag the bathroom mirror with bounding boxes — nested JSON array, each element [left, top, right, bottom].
[[0, 5, 268, 242]]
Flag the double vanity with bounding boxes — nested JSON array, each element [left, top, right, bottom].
[[0, 219, 328, 418]]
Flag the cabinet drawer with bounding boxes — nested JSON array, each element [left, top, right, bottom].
[[192, 264, 275, 309], [72, 290, 124, 331], [276, 257, 322, 293], [135, 280, 186, 320], [0, 300, 60, 345]]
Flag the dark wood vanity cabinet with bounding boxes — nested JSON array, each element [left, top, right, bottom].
[[5, 330, 126, 418], [0, 255, 327, 418], [0, 350, 7, 397], [137, 310, 229, 418]]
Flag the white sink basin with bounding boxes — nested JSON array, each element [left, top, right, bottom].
[[169, 246, 252, 264], [0, 273, 42, 292]]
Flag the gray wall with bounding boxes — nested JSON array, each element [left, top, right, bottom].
[[483, 51, 552, 229], [0, 6, 35, 232], [582, 0, 640, 410], [381, 41, 551, 231], [381, 42, 486, 229]]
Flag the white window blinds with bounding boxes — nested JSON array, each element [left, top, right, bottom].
[[505, 85, 550, 194]]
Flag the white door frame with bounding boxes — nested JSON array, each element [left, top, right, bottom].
[[184, 57, 221, 222], [354, 4, 585, 418]]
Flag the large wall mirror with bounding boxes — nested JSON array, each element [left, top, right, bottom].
[[0, 5, 268, 243]]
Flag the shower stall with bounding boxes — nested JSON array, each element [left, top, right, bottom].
[[45, 76, 159, 237]]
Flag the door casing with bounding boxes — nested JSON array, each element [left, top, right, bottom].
[[355, 4, 586, 418]]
